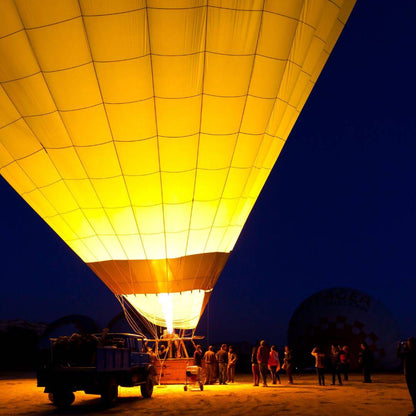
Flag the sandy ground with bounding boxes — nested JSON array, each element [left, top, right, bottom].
[[0, 372, 413, 416]]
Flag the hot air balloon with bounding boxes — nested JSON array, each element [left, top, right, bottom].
[[0, 0, 356, 334], [287, 288, 401, 370]]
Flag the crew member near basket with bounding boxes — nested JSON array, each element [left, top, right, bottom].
[[193, 344, 203, 367]]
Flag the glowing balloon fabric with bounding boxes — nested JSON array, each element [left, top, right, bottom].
[[0, 0, 355, 329]]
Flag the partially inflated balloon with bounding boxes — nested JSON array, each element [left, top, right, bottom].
[[0, 0, 355, 331]]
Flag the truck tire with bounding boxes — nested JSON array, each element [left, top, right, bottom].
[[140, 374, 154, 398], [51, 391, 75, 408], [101, 378, 118, 407]]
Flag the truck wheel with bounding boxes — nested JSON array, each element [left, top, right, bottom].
[[101, 378, 118, 407], [51, 391, 75, 408], [140, 374, 154, 398]]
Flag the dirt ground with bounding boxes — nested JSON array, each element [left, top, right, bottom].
[[0, 372, 412, 416]]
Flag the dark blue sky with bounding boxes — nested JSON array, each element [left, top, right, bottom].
[[1, 1, 415, 346]]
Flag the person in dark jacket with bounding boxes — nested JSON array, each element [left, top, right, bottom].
[[193, 344, 203, 367], [358, 342, 373, 383], [397, 337, 416, 416], [216, 344, 228, 385], [283, 345, 294, 384], [330, 345, 343, 385], [257, 340, 270, 387]]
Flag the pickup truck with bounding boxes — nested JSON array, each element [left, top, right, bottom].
[[37, 332, 156, 408]]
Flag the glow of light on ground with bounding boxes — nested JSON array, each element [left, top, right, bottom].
[[0, 373, 412, 416]]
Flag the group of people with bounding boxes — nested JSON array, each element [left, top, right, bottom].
[[311, 342, 374, 386], [311, 344, 352, 386], [193, 341, 294, 387], [189, 337, 416, 416], [193, 344, 238, 385], [251, 341, 293, 387], [249, 340, 374, 388]]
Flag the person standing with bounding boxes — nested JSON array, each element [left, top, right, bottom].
[[397, 337, 416, 416], [193, 344, 203, 367], [203, 345, 216, 385], [227, 346, 237, 383], [257, 340, 270, 387], [311, 346, 326, 386], [147, 346, 157, 366], [159, 344, 167, 360], [330, 345, 343, 385], [358, 342, 373, 383], [268, 345, 281, 384], [283, 345, 294, 384], [251, 344, 260, 386], [339, 345, 350, 381], [97, 327, 110, 347], [216, 344, 228, 385]]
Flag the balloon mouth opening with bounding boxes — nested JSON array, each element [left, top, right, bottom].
[[158, 293, 173, 334], [124, 289, 212, 330]]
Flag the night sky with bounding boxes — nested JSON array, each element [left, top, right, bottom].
[[1, 1, 415, 347]]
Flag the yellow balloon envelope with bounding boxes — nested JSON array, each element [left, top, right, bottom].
[[0, 0, 356, 331]]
